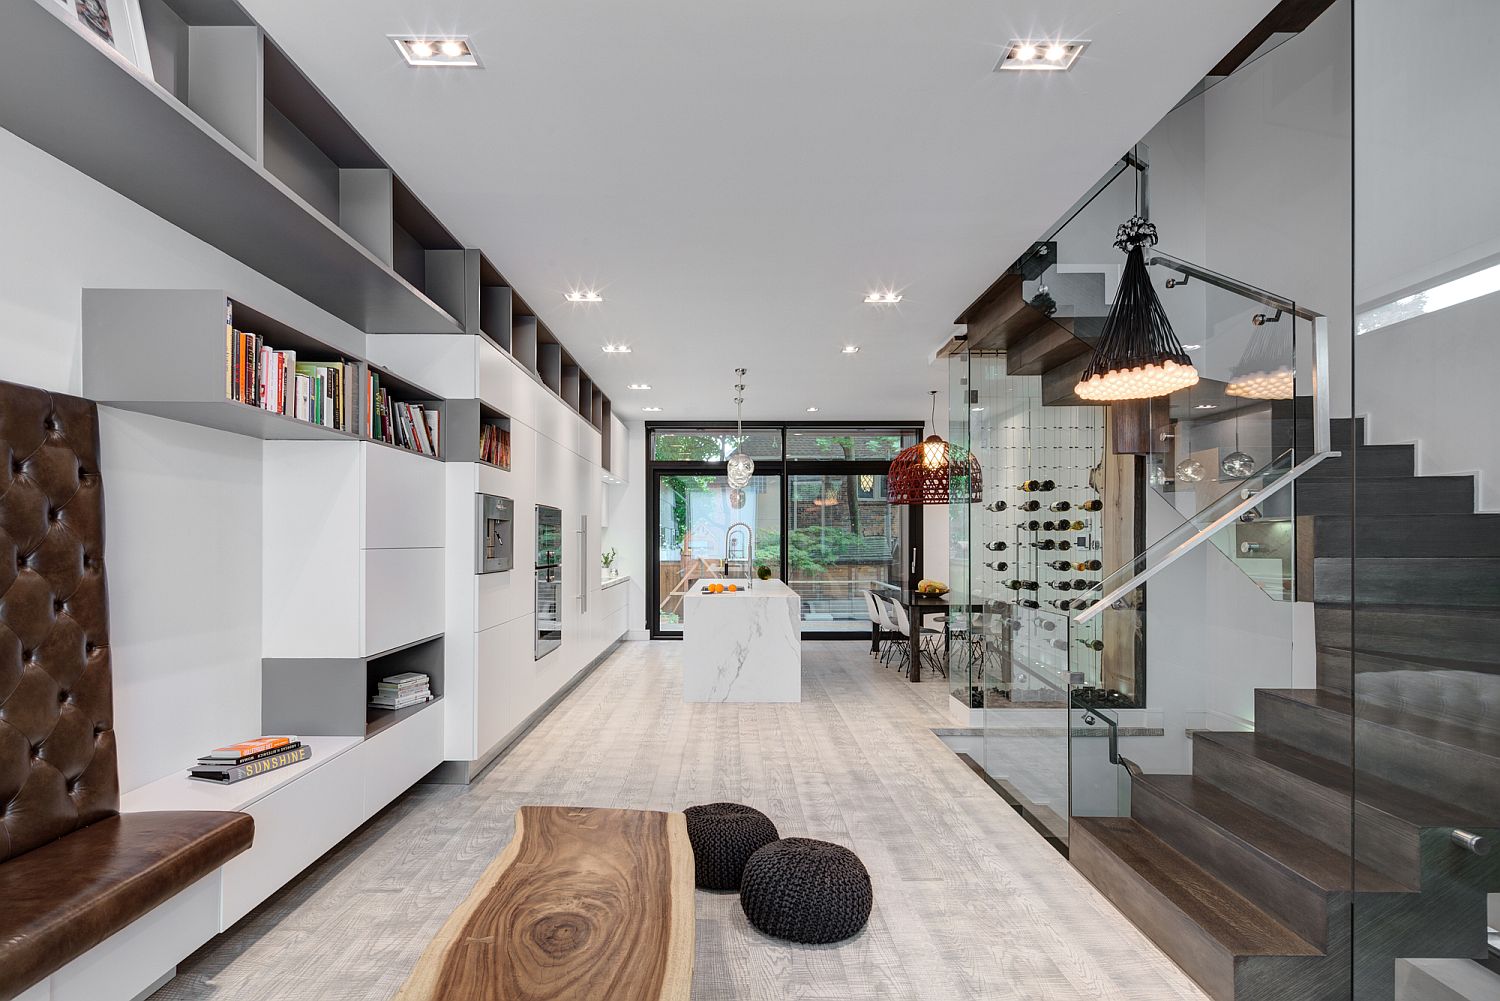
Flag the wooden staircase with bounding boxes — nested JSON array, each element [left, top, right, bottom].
[[1071, 415, 1500, 1001]]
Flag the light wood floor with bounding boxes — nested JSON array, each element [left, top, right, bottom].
[[153, 641, 1207, 1001]]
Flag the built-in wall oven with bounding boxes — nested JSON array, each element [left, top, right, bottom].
[[535, 504, 563, 659]]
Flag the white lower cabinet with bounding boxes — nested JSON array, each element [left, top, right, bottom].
[[361, 703, 444, 818], [219, 745, 366, 928]]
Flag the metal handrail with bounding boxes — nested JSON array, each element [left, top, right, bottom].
[[1073, 450, 1341, 626], [1148, 251, 1332, 456]]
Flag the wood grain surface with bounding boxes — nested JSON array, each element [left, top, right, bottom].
[[393, 805, 693, 1001]]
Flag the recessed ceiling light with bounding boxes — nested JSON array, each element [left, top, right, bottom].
[[971, 406, 985, 412], [1181, 344, 1202, 351], [642, 406, 662, 412], [806, 406, 819, 413], [602, 344, 631, 354], [565, 290, 604, 303], [842, 345, 861, 354], [391, 35, 481, 68], [998, 39, 1087, 72], [864, 292, 903, 304], [1193, 403, 1218, 410], [627, 383, 652, 390]]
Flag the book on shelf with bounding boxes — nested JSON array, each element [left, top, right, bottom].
[[366, 369, 441, 458], [480, 423, 511, 467], [196, 740, 303, 767], [223, 302, 352, 432], [190, 743, 312, 784], [370, 671, 433, 710]]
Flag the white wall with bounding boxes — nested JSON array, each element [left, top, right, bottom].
[[0, 126, 366, 791], [601, 420, 648, 636]]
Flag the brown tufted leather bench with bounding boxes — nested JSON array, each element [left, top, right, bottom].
[[0, 380, 253, 1001]]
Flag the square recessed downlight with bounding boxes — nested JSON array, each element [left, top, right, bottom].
[[391, 35, 481, 68], [997, 39, 1087, 72], [566, 290, 604, 303]]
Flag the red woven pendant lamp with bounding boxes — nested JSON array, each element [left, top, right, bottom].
[[887, 391, 982, 505]]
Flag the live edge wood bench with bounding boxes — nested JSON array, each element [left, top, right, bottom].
[[394, 806, 694, 1001]]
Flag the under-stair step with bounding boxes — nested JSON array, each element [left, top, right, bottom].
[[1296, 476, 1477, 516], [1130, 770, 1408, 949], [1313, 513, 1500, 558], [1312, 558, 1500, 608], [1316, 606, 1500, 669], [1315, 645, 1500, 732], [1285, 415, 1366, 450], [1070, 816, 1326, 1001], [1299, 444, 1415, 480], [1397, 958, 1500, 1001], [1191, 730, 1490, 887], [1256, 688, 1500, 807]]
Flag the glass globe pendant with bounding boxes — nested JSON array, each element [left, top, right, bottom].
[[1075, 217, 1200, 402], [726, 368, 754, 489]]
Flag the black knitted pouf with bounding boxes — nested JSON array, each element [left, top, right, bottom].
[[684, 803, 780, 890], [739, 838, 873, 944]]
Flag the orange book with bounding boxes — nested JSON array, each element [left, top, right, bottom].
[[199, 735, 298, 761]]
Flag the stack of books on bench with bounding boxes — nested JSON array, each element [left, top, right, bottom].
[[370, 672, 433, 711], [189, 735, 310, 784]]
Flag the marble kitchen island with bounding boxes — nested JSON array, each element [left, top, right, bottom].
[[682, 579, 802, 703]]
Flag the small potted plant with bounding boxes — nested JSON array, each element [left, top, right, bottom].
[[601, 547, 618, 577]]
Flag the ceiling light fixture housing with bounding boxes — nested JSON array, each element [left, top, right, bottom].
[[842, 345, 861, 354], [627, 383, 652, 390], [864, 292, 903, 304], [806, 406, 819, 413], [642, 406, 662, 412], [997, 38, 1088, 72], [565, 290, 603, 303], [391, 35, 481, 68], [602, 344, 631, 354]]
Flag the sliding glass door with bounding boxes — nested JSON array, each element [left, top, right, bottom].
[[655, 472, 781, 634], [785, 473, 907, 631], [647, 424, 920, 638]]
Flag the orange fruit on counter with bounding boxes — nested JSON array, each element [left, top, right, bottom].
[[727, 584, 738, 592]]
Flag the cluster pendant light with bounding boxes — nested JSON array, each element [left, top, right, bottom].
[[887, 391, 983, 506], [726, 368, 754, 489], [1075, 217, 1200, 401], [1226, 312, 1295, 399]]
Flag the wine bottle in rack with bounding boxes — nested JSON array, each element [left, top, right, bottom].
[[1045, 560, 1073, 571], [1049, 501, 1072, 512], [1075, 559, 1103, 572], [1031, 539, 1057, 550], [1021, 520, 1042, 531], [1070, 578, 1092, 590], [1042, 520, 1058, 531], [983, 541, 1007, 551], [1047, 599, 1075, 610], [984, 561, 1009, 572], [1077, 638, 1105, 652], [1018, 500, 1041, 512], [1079, 499, 1103, 512], [1067, 520, 1086, 531], [1018, 599, 1041, 610], [1046, 581, 1076, 591], [983, 500, 1008, 512], [1019, 480, 1042, 492], [1003, 579, 1039, 591]]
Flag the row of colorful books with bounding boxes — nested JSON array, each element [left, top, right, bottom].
[[189, 735, 310, 785], [370, 671, 433, 711], [366, 369, 441, 458], [480, 423, 511, 468], [225, 304, 353, 431]]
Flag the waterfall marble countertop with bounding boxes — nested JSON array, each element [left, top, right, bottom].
[[681, 579, 802, 703]]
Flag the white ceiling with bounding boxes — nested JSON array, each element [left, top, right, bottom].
[[243, 0, 1275, 423]]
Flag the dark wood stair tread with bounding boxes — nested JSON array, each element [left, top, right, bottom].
[[1072, 817, 1323, 958], [1260, 688, 1500, 762], [1195, 731, 1490, 830], [1134, 772, 1411, 894]]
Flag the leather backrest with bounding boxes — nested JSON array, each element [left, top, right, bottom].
[[0, 380, 118, 862]]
